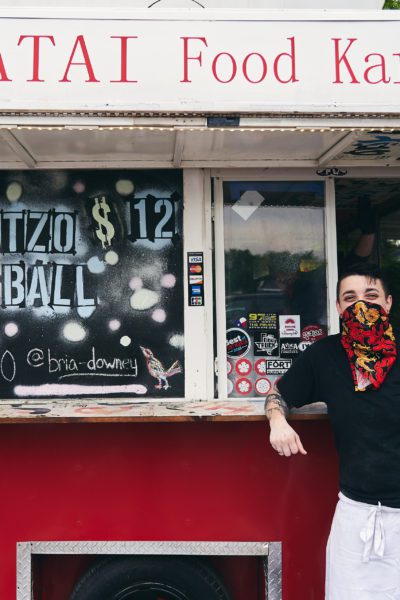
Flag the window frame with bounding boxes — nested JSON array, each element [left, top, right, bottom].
[[212, 169, 339, 400]]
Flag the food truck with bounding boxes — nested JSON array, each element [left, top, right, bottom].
[[0, 0, 398, 598]]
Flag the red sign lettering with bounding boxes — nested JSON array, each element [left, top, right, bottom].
[[18, 35, 55, 82], [59, 35, 99, 83], [110, 36, 138, 83], [242, 52, 267, 84], [332, 38, 360, 84], [273, 36, 298, 84], [212, 52, 237, 83], [180, 36, 208, 83]]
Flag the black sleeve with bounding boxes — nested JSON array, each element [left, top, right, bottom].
[[276, 346, 319, 409]]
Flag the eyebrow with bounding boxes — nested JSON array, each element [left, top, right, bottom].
[[341, 287, 379, 296]]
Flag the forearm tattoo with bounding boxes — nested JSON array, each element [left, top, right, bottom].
[[264, 391, 289, 419]]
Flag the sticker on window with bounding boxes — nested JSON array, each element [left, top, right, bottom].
[[226, 328, 251, 358], [248, 313, 277, 330], [266, 358, 292, 375], [255, 358, 267, 376], [254, 332, 279, 356], [255, 378, 271, 395], [235, 377, 252, 395], [236, 316, 247, 328], [235, 358, 252, 376], [301, 325, 326, 344], [279, 315, 301, 338], [280, 340, 300, 357]]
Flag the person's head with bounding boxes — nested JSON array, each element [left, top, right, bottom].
[[336, 264, 392, 317]]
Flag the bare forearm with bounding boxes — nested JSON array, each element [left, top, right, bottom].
[[354, 233, 375, 258], [264, 385, 289, 421], [265, 384, 307, 456]]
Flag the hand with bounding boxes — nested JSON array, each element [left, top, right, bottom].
[[269, 413, 307, 457]]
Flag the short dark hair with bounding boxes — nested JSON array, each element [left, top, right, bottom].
[[336, 263, 390, 301]]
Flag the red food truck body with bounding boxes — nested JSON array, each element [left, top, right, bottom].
[[0, 4, 398, 599]]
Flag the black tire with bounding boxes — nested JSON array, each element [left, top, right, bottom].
[[69, 555, 232, 600]]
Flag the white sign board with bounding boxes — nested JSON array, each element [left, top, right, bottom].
[[0, 10, 398, 113]]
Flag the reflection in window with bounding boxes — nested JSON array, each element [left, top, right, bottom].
[[336, 178, 400, 330], [223, 181, 327, 399]]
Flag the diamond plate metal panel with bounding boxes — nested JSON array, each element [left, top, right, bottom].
[[17, 540, 282, 600], [27, 540, 270, 556], [17, 543, 32, 600], [268, 542, 282, 600]]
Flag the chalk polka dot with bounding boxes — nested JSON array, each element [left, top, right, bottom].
[[72, 180, 85, 194], [87, 256, 105, 274], [109, 319, 121, 331], [105, 251, 119, 266], [4, 322, 18, 337], [115, 179, 134, 196], [169, 334, 184, 350], [152, 309, 166, 323], [129, 277, 143, 291], [63, 322, 87, 342], [6, 182, 23, 202], [161, 274, 176, 288], [120, 336, 131, 347], [130, 289, 159, 310]]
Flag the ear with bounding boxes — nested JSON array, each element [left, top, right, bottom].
[[386, 294, 393, 314], [336, 299, 342, 317]]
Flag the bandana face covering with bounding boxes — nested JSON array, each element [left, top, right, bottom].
[[340, 300, 397, 392]]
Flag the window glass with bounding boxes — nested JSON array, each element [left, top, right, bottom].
[[336, 178, 400, 330], [223, 181, 326, 399], [0, 170, 184, 400]]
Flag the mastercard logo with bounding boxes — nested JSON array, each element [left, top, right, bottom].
[[189, 265, 202, 273]]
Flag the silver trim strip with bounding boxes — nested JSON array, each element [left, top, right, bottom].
[[267, 542, 282, 600]]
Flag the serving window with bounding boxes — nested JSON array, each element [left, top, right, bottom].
[[0, 169, 184, 401], [215, 180, 327, 399]]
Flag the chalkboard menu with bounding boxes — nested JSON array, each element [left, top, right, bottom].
[[0, 170, 184, 399]]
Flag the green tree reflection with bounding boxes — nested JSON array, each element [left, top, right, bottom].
[[384, 0, 400, 8]]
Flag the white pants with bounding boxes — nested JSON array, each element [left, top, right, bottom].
[[326, 493, 400, 599]]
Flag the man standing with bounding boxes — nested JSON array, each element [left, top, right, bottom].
[[265, 264, 400, 600]]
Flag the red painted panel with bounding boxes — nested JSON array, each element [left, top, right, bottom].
[[0, 421, 337, 600]]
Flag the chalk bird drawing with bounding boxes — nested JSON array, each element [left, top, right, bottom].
[[140, 347, 182, 390]]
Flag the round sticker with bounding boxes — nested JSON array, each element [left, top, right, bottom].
[[227, 360, 233, 375], [255, 358, 267, 376], [226, 328, 251, 359], [227, 379, 234, 395], [235, 378, 252, 395], [235, 358, 252, 376], [301, 325, 326, 343], [255, 378, 271, 395]]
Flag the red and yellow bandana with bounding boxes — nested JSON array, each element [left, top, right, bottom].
[[340, 300, 397, 392]]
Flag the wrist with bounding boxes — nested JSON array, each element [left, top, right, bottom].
[[266, 407, 288, 423], [265, 394, 289, 419]]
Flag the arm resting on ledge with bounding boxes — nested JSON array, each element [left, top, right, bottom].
[[265, 384, 307, 457]]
